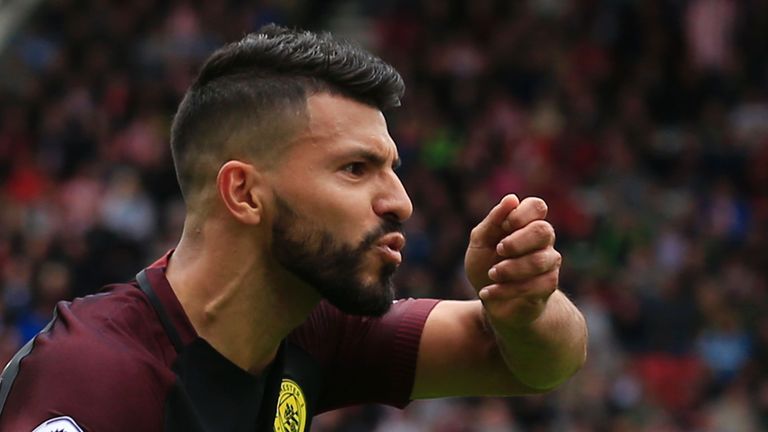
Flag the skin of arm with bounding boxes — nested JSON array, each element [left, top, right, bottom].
[[412, 195, 587, 398]]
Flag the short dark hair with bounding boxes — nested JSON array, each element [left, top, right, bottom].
[[170, 24, 405, 203]]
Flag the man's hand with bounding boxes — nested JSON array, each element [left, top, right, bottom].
[[465, 194, 561, 328], [413, 194, 586, 397]]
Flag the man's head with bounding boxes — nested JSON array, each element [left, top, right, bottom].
[[170, 24, 404, 207], [170, 25, 411, 316]]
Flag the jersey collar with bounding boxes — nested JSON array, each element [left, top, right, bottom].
[[141, 250, 199, 347]]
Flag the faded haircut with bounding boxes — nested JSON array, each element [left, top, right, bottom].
[[170, 24, 405, 205]]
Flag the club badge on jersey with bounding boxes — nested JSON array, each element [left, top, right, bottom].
[[274, 379, 306, 432], [32, 416, 84, 432]]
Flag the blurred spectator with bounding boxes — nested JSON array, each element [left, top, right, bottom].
[[100, 167, 157, 242], [1, 0, 767, 430]]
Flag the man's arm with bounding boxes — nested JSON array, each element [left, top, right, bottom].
[[412, 195, 587, 398]]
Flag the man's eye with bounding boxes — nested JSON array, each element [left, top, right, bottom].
[[342, 162, 366, 177]]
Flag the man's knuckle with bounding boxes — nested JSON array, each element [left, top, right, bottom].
[[546, 269, 560, 287], [532, 252, 550, 272], [501, 239, 518, 255], [543, 223, 556, 241], [470, 226, 482, 240], [554, 250, 563, 266], [496, 264, 511, 279], [533, 198, 548, 214], [532, 220, 550, 238]]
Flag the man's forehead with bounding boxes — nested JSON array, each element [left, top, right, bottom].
[[298, 93, 398, 159]]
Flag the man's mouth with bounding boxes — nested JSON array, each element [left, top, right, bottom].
[[374, 232, 406, 265]]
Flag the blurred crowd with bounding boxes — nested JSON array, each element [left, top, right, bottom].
[[1, 0, 767, 430]]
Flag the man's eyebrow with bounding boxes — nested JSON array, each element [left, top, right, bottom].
[[345, 148, 401, 169]]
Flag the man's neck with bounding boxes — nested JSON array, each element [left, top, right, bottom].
[[165, 224, 319, 375]]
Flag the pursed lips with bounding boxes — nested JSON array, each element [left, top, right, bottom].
[[374, 232, 406, 265]]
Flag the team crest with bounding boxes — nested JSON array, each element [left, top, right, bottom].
[[32, 416, 84, 432], [274, 378, 306, 432]]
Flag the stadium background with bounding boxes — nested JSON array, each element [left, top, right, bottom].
[[1, 0, 767, 430]]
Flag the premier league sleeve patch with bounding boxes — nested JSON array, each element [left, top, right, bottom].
[[32, 416, 84, 432]]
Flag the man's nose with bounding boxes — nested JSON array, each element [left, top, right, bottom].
[[373, 173, 413, 223]]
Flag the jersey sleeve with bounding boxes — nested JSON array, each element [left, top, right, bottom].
[[0, 301, 170, 432], [290, 298, 440, 412]]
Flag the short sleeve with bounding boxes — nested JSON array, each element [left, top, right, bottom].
[[289, 298, 440, 412], [0, 302, 170, 432]]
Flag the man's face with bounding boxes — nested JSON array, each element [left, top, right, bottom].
[[266, 93, 413, 316]]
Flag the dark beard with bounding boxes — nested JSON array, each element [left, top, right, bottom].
[[270, 194, 402, 316]]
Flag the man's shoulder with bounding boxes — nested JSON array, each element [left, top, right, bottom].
[[0, 282, 175, 431], [287, 298, 441, 362], [287, 300, 361, 347], [14, 281, 176, 378], [66, 281, 176, 359], [286, 298, 441, 412]]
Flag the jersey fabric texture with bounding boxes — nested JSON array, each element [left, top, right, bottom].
[[0, 253, 440, 431]]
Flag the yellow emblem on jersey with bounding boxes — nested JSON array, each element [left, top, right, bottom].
[[274, 378, 306, 432]]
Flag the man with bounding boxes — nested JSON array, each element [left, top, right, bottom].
[[0, 25, 586, 431]]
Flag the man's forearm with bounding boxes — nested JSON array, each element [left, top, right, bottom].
[[486, 290, 587, 390]]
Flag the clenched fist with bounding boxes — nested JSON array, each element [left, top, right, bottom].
[[465, 195, 561, 329]]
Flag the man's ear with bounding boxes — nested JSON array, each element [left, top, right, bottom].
[[216, 160, 267, 225]]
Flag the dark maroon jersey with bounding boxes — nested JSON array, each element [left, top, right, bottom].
[[0, 254, 439, 432]]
